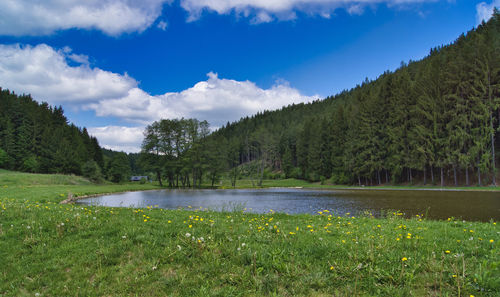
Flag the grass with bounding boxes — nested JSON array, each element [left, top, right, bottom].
[[0, 170, 499, 296], [217, 177, 500, 192]]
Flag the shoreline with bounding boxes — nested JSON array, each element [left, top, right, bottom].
[[65, 184, 500, 204]]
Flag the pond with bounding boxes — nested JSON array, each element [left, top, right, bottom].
[[76, 188, 500, 221]]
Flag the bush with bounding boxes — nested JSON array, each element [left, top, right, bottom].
[[289, 167, 302, 179], [0, 148, 8, 168], [140, 177, 147, 184], [82, 161, 104, 183], [22, 156, 39, 173]]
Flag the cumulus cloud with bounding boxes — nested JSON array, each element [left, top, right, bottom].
[[0, 0, 172, 36], [87, 126, 145, 153], [87, 72, 319, 127], [0, 44, 136, 104], [180, 0, 438, 22], [476, 0, 500, 24], [0, 43, 317, 152]]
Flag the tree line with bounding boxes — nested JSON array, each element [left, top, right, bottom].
[[0, 89, 137, 183], [170, 11, 499, 187]]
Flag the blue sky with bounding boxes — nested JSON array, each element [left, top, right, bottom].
[[0, 0, 498, 152]]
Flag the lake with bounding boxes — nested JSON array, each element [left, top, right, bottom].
[[76, 188, 500, 221]]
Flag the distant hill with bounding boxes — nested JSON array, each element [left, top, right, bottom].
[[211, 11, 500, 187], [0, 90, 104, 175]]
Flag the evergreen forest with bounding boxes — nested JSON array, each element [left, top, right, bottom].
[[141, 11, 500, 187], [1, 12, 500, 188]]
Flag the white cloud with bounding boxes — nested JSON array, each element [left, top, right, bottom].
[[87, 126, 145, 153], [180, 0, 438, 22], [0, 44, 136, 104], [476, 0, 500, 24], [0, 43, 317, 152], [87, 72, 319, 127], [157, 20, 168, 30], [0, 0, 172, 36]]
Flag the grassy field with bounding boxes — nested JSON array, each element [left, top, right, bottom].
[[217, 177, 500, 192], [1, 170, 499, 296]]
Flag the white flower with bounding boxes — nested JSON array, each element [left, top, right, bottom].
[[185, 233, 191, 238], [60, 223, 64, 226], [152, 266, 157, 270], [237, 247, 241, 251], [93, 217, 96, 220], [27, 226, 31, 229], [241, 243, 246, 247], [122, 235, 127, 239], [177, 245, 182, 251]]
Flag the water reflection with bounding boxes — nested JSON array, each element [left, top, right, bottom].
[[77, 188, 500, 221]]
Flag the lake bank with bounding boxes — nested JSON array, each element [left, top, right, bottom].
[[1, 171, 499, 296], [0, 199, 498, 296]]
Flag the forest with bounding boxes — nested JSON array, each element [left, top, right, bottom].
[[1, 11, 499, 188], [0, 90, 138, 183], [141, 10, 500, 187]]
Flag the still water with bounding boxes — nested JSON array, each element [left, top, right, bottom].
[[77, 188, 500, 221]]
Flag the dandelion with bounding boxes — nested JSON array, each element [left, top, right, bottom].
[[490, 239, 494, 243], [188, 225, 192, 228], [401, 257, 408, 262], [144, 219, 147, 222], [445, 250, 451, 254], [452, 274, 457, 278], [168, 220, 172, 224], [330, 266, 334, 270]]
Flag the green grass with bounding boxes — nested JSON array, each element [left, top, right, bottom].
[[217, 177, 500, 192], [0, 170, 499, 296], [0, 169, 160, 203]]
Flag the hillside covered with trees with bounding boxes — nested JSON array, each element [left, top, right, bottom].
[[0, 89, 105, 176], [142, 11, 500, 188]]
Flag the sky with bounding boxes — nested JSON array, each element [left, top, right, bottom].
[[0, 0, 499, 153]]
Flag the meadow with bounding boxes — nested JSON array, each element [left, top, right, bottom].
[[0, 170, 499, 296]]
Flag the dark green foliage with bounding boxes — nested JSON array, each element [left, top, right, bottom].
[[0, 89, 104, 176], [206, 13, 500, 186], [0, 148, 7, 168], [82, 160, 104, 183], [108, 152, 131, 183]]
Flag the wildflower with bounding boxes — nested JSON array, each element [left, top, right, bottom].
[[445, 250, 451, 254], [188, 225, 192, 228], [177, 245, 182, 251], [490, 239, 494, 243], [168, 220, 172, 224], [152, 266, 157, 270], [401, 257, 408, 262], [144, 219, 147, 222], [330, 266, 334, 270], [185, 232, 191, 237], [452, 274, 457, 278], [289, 232, 296, 235]]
